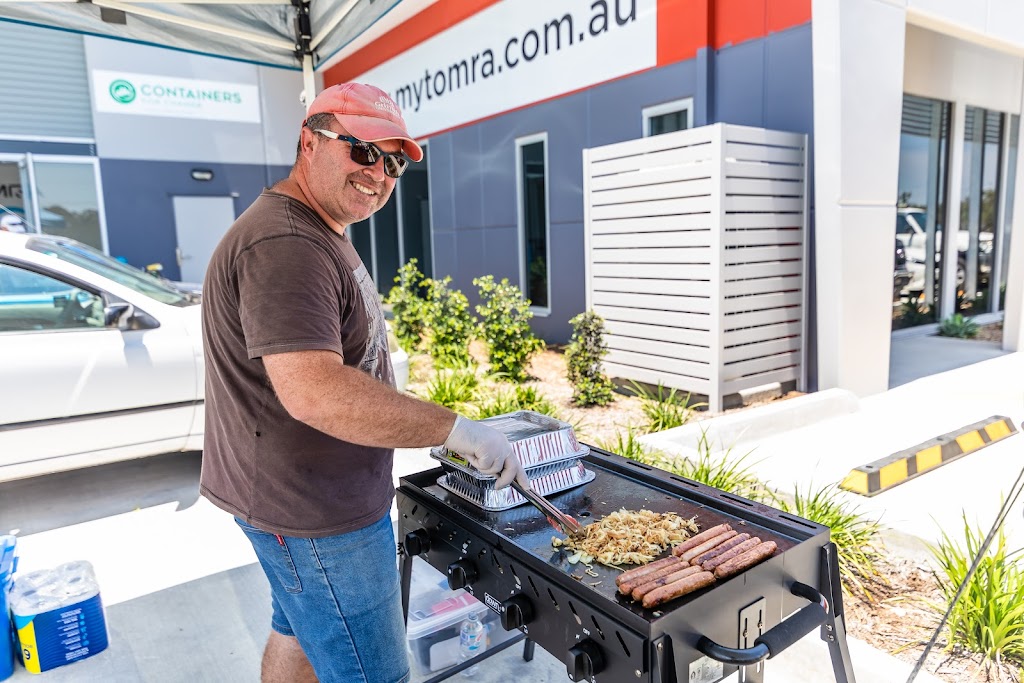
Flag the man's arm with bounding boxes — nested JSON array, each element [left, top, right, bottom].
[[263, 349, 455, 447]]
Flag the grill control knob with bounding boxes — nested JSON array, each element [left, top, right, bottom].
[[446, 560, 478, 590], [499, 595, 534, 630], [403, 529, 430, 556], [567, 639, 605, 682]]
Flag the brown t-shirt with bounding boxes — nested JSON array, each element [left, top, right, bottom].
[[200, 190, 395, 537]]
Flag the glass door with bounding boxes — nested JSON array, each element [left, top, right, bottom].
[[957, 107, 1002, 316], [894, 95, 951, 330]]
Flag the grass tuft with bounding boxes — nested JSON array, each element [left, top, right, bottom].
[[927, 512, 1024, 674], [780, 483, 883, 597], [627, 381, 704, 433]]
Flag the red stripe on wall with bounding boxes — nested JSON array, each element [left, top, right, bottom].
[[712, 0, 810, 49], [657, 0, 711, 66], [323, 0, 502, 87], [766, 0, 811, 34]]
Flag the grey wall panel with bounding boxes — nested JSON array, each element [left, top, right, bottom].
[[714, 40, 766, 127], [257, 66, 307, 167], [453, 228, 485, 303], [539, 222, 586, 342], [764, 25, 814, 134], [0, 21, 93, 139], [482, 226, 519, 287], [477, 122, 518, 230], [85, 37, 268, 165], [586, 60, 699, 148], [451, 126, 484, 231], [100, 158, 288, 280], [429, 137, 455, 235], [431, 231, 457, 284]]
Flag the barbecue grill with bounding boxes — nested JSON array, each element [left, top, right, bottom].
[[397, 446, 857, 683]]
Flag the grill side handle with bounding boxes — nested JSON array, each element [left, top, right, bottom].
[[696, 582, 828, 665]]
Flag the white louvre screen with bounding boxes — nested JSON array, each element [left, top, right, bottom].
[[583, 123, 808, 412]]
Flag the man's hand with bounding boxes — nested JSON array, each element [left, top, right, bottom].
[[444, 416, 530, 489]]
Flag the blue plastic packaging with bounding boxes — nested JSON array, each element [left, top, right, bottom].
[[0, 535, 17, 682]]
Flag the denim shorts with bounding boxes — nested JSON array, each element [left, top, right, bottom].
[[235, 513, 410, 683]]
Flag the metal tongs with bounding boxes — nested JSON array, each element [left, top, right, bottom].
[[512, 480, 586, 539]]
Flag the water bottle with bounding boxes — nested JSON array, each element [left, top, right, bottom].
[[457, 611, 486, 677]]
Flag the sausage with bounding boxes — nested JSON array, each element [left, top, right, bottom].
[[672, 524, 732, 557], [681, 530, 738, 564], [700, 537, 762, 571], [691, 533, 751, 566], [642, 571, 716, 608], [631, 565, 703, 602], [615, 556, 681, 587], [714, 541, 778, 579], [618, 559, 686, 595]]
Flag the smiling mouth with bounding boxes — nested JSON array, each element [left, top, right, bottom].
[[350, 181, 376, 196]]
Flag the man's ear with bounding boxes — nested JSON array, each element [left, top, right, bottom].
[[299, 127, 317, 158]]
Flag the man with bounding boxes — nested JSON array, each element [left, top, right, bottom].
[[201, 83, 528, 683]]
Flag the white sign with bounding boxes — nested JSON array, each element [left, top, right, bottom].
[[352, 0, 657, 138], [92, 70, 261, 123]]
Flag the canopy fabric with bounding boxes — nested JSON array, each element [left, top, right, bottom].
[[0, 0, 398, 71]]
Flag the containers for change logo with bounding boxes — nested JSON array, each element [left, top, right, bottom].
[[109, 80, 136, 104]]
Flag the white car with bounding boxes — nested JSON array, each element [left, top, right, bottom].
[[0, 232, 408, 483], [896, 208, 993, 294]]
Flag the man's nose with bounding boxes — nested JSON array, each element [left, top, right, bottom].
[[361, 157, 387, 182]]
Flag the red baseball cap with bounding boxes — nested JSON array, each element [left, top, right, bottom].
[[305, 83, 423, 162]]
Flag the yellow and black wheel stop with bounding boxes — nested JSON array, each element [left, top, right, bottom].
[[840, 416, 1018, 497]]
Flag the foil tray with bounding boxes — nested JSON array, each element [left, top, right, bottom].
[[432, 410, 589, 478], [437, 460, 595, 512], [441, 458, 581, 489]]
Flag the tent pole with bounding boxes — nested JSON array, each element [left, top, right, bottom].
[[303, 54, 316, 111]]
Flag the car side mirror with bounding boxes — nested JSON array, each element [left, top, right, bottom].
[[104, 302, 135, 329]]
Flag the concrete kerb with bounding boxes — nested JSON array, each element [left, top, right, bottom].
[[638, 388, 861, 462]]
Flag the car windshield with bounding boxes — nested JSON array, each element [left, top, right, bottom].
[[25, 237, 193, 306]]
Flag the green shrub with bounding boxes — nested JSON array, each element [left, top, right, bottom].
[[597, 427, 653, 462], [385, 259, 427, 353], [928, 513, 1024, 673], [938, 313, 980, 339], [423, 276, 475, 369], [473, 275, 544, 382], [674, 430, 771, 502], [475, 384, 560, 419], [780, 484, 882, 597], [421, 368, 478, 410], [565, 312, 615, 407], [628, 381, 703, 433]]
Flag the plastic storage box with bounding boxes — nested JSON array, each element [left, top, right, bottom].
[[405, 558, 515, 675]]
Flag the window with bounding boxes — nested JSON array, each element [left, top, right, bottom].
[[0, 263, 104, 332], [516, 134, 549, 311], [958, 107, 1003, 316], [893, 94, 951, 330], [643, 98, 693, 137], [1000, 115, 1019, 309]]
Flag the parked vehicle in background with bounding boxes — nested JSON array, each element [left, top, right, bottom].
[[895, 207, 992, 295], [0, 232, 408, 483]]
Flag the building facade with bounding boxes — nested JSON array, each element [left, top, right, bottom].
[[4, 0, 1024, 399], [0, 20, 303, 283]]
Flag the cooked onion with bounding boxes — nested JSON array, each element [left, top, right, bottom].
[[552, 508, 698, 567]]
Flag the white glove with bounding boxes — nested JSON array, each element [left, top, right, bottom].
[[444, 415, 530, 490]]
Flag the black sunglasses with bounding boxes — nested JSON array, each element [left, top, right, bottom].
[[312, 129, 411, 179]]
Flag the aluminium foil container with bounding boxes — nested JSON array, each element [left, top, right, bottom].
[[431, 410, 588, 477], [437, 460, 595, 512]]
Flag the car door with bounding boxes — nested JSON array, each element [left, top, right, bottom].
[[0, 259, 197, 475]]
